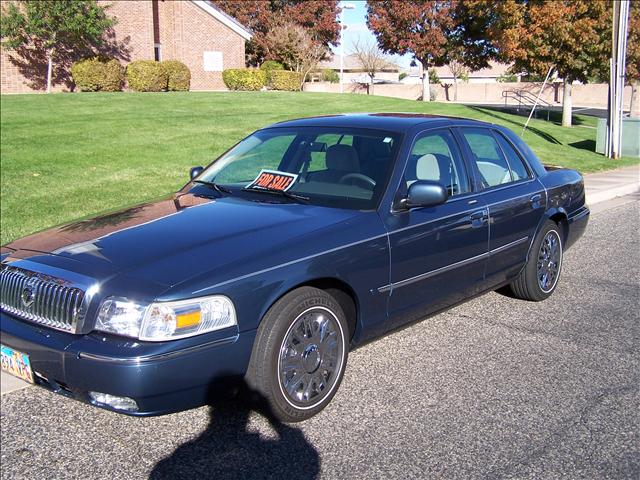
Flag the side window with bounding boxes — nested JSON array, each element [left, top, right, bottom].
[[308, 134, 353, 173], [494, 132, 530, 181], [407, 130, 469, 197], [461, 128, 512, 188]]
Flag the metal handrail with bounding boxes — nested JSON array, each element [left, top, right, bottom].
[[501, 89, 552, 121]]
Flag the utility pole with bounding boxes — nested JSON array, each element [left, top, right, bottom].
[[606, 0, 630, 159], [339, 2, 355, 93]]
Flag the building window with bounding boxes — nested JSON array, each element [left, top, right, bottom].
[[203, 51, 223, 72], [154, 43, 162, 62]]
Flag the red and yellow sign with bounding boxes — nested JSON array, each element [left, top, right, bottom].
[[246, 169, 298, 192]]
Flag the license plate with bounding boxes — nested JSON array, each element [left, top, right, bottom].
[[1, 344, 34, 384]]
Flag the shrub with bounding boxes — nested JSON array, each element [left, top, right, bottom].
[[321, 68, 339, 83], [126, 60, 168, 92], [399, 72, 408, 81], [222, 69, 266, 91], [270, 70, 303, 91], [260, 60, 284, 72], [71, 57, 124, 92], [497, 73, 518, 83], [260, 60, 284, 85], [428, 68, 440, 85], [161, 60, 190, 91]]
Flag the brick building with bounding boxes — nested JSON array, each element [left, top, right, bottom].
[[0, 0, 251, 93]]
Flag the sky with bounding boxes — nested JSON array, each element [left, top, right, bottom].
[[331, 1, 414, 69]]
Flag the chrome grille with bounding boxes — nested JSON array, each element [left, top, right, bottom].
[[0, 265, 84, 333]]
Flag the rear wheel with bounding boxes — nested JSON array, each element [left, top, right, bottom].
[[509, 220, 563, 301], [245, 287, 349, 422]]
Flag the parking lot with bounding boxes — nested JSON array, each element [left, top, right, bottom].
[[1, 195, 638, 480]]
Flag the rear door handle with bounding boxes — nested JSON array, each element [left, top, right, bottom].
[[470, 210, 488, 227], [530, 194, 542, 208]]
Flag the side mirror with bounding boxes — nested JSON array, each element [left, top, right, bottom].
[[403, 180, 448, 209], [190, 166, 204, 180]]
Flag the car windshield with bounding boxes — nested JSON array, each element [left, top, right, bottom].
[[194, 127, 402, 210]]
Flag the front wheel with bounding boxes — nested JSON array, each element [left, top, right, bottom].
[[509, 220, 563, 301], [245, 287, 349, 422]]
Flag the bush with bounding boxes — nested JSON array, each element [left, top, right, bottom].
[[126, 60, 168, 92], [399, 72, 408, 81], [428, 68, 440, 85], [222, 69, 266, 91], [269, 70, 303, 91], [161, 60, 190, 91], [260, 60, 284, 85], [497, 73, 518, 83], [321, 69, 339, 83], [260, 60, 284, 72], [71, 57, 124, 92]]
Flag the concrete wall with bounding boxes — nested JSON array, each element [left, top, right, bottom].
[[304, 81, 634, 110]]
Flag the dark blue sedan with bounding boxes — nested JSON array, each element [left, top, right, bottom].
[[0, 114, 589, 421]]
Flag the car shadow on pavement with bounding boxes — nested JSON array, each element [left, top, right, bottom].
[[149, 380, 320, 480]]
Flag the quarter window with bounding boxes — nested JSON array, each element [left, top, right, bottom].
[[406, 130, 469, 197]]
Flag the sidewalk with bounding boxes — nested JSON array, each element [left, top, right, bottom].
[[584, 164, 640, 205]]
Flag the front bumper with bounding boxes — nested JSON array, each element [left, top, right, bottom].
[[0, 311, 256, 416]]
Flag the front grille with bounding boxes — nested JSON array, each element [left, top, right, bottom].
[[0, 265, 85, 333]]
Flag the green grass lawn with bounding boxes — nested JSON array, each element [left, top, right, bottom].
[[1, 91, 637, 245]]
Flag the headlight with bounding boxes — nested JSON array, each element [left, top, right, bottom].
[[95, 295, 236, 341]]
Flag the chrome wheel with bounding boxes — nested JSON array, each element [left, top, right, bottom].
[[537, 230, 562, 293], [278, 306, 344, 409]]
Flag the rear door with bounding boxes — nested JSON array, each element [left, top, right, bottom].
[[457, 127, 545, 285], [384, 128, 489, 330]]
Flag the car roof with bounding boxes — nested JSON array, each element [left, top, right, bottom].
[[268, 113, 491, 133]]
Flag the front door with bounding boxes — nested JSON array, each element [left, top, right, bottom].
[[385, 128, 489, 330]]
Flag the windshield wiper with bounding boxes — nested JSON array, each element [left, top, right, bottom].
[[193, 180, 232, 195], [244, 186, 310, 203]]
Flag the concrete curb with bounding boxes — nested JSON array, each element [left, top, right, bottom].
[[587, 183, 639, 205], [583, 165, 640, 206]]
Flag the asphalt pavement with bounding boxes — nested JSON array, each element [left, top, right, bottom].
[[1, 194, 639, 480]]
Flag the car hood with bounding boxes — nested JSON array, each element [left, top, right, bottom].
[[2, 192, 365, 292]]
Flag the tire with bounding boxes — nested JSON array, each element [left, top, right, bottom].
[[509, 220, 563, 301], [245, 287, 349, 422]]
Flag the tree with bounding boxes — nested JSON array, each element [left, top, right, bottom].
[[627, 0, 640, 117], [0, 0, 115, 93], [264, 22, 327, 89], [367, 0, 455, 102], [448, 57, 469, 101], [351, 38, 392, 94], [484, 0, 611, 127], [212, 1, 340, 66]]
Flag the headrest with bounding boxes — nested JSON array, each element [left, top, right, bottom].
[[326, 144, 359, 172], [415, 153, 439, 180]]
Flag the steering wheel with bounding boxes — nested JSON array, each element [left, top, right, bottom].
[[339, 173, 376, 189]]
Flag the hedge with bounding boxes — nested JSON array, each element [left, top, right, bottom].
[[71, 58, 124, 92], [321, 69, 339, 83], [260, 60, 284, 85], [222, 69, 266, 91], [161, 60, 190, 91], [126, 60, 168, 92], [269, 70, 303, 91]]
